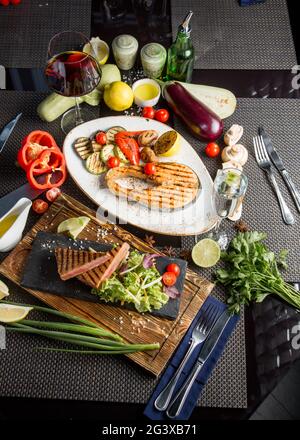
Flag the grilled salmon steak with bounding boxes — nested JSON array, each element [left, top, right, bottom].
[[55, 248, 111, 281], [105, 162, 200, 210], [77, 242, 130, 289]]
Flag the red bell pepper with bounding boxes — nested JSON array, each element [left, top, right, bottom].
[[114, 131, 141, 166], [26, 150, 67, 190], [17, 130, 59, 170]]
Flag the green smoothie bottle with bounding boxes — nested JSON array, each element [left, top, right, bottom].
[[166, 11, 194, 83]]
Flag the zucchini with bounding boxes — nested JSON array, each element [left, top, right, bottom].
[[74, 137, 92, 160], [91, 140, 103, 153], [114, 145, 129, 163], [106, 126, 125, 143], [100, 144, 115, 163], [86, 153, 107, 175]]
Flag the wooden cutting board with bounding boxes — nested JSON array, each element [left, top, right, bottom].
[[0, 193, 214, 376]]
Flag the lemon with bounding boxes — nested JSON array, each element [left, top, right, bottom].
[[154, 131, 181, 157], [104, 81, 134, 112], [0, 304, 32, 323], [192, 238, 221, 268], [0, 280, 9, 300], [83, 37, 109, 65], [57, 216, 90, 239]]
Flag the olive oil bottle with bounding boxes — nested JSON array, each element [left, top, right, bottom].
[[166, 11, 194, 83]]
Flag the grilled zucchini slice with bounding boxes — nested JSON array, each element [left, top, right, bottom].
[[114, 145, 129, 163], [106, 126, 125, 143], [74, 137, 92, 160], [86, 153, 107, 175], [100, 144, 115, 163]]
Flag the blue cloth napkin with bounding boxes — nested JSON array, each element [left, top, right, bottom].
[[144, 296, 239, 421]]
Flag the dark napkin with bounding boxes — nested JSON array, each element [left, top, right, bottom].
[[144, 296, 239, 420]]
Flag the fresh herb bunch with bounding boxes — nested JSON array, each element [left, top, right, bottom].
[[215, 231, 300, 314]]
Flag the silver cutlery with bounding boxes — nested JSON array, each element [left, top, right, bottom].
[[154, 303, 220, 412], [166, 309, 231, 419], [0, 113, 22, 154], [258, 127, 300, 213], [253, 135, 295, 225]]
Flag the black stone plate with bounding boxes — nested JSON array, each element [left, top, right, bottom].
[[21, 232, 187, 320]]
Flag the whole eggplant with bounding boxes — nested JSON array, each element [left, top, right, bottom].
[[162, 81, 224, 142]]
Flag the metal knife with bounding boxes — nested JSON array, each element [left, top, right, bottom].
[[166, 309, 231, 419], [0, 113, 22, 153], [259, 126, 300, 213], [0, 182, 44, 218]]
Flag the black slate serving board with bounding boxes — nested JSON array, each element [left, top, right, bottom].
[[21, 232, 187, 320]]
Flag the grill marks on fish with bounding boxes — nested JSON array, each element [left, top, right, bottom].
[[106, 163, 199, 209]]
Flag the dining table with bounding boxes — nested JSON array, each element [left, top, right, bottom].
[[0, 0, 300, 423]]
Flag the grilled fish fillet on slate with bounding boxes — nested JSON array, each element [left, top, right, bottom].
[[105, 163, 199, 210], [55, 248, 111, 281], [77, 242, 130, 289]]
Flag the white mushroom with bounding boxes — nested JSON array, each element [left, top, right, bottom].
[[222, 160, 243, 172], [221, 144, 248, 166], [224, 124, 244, 146]]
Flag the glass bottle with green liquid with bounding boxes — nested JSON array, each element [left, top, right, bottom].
[[166, 11, 194, 83]]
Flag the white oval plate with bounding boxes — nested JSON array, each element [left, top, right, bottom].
[[63, 116, 217, 236]]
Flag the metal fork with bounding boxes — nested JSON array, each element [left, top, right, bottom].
[[253, 136, 295, 225], [154, 303, 220, 412]]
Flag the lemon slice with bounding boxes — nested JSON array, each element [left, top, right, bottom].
[[83, 37, 109, 65], [192, 238, 221, 268], [57, 216, 90, 239], [154, 131, 181, 157], [0, 280, 9, 300], [0, 304, 32, 323]]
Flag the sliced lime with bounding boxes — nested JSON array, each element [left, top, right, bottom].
[[0, 280, 9, 300], [0, 304, 32, 323], [192, 238, 221, 268], [57, 216, 90, 239]]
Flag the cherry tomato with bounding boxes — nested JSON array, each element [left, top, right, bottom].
[[0, 0, 10, 5], [205, 142, 220, 158], [154, 109, 169, 123], [32, 199, 49, 214], [166, 263, 180, 277], [46, 187, 61, 203], [142, 106, 155, 119], [144, 163, 156, 175], [162, 271, 177, 287], [95, 131, 107, 145], [107, 156, 120, 169]]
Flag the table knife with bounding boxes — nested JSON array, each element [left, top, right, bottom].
[[0, 183, 44, 218], [166, 309, 231, 419], [0, 113, 22, 154], [259, 127, 300, 213]]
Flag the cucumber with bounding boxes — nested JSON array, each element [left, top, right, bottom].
[[86, 153, 107, 175], [106, 126, 125, 143], [114, 145, 129, 163], [100, 144, 115, 163]]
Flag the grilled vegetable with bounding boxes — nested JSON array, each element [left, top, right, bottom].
[[140, 147, 157, 163], [138, 130, 158, 148], [74, 137, 92, 160], [114, 145, 129, 163], [153, 130, 180, 156], [161, 81, 224, 142], [91, 140, 103, 153], [100, 144, 115, 163], [86, 153, 107, 174], [106, 126, 125, 143]]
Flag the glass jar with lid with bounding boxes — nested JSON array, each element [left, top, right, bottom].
[[112, 34, 139, 70], [140, 43, 167, 79]]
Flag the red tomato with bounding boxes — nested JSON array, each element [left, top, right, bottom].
[[95, 131, 107, 145], [205, 142, 220, 158], [11, 0, 22, 4], [154, 109, 169, 123], [32, 199, 49, 214], [166, 263, 180, 277], [144, 163, 156, 175], [107, 156, 120, 169], [162, 272, 177, 287], [46, 187, 61, 202], [142, 106, 155, 119], [0, 0, 10, 5]]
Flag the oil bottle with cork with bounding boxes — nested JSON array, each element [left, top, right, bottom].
[[166, 11, 195, 83]]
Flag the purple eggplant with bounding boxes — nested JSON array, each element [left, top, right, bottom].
[[161, 81, 224, 142]]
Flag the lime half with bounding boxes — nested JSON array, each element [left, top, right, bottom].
[[0, 280, 9, 300], [0, 304, 32, 323], [192, 238, 221, 268], [57, 216, 90, 239]]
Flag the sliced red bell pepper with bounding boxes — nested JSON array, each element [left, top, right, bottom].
[[114, 131, 141, 166], [17, 130, 59, 170], [26, 150, 67, 190]]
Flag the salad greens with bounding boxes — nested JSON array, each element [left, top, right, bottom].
[[215, 231, 300, 314], [92, 250, 169, 313]]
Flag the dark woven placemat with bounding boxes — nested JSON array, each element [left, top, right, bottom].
[[171, 0, 297, 70], [0, 0, 92, 68], [0, 90, 248, 408]]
